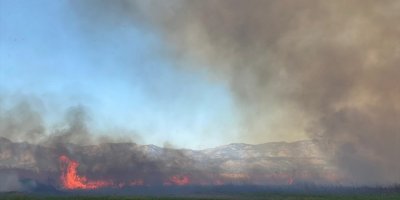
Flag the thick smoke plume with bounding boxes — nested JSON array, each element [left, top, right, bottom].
[[70, 0, 400, 185], [0, 97, 202, 190], [1, 0, 399, 187], [0, 94, 139, 146]]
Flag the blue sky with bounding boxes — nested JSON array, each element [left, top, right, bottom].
[[0, 0, 240, 149]]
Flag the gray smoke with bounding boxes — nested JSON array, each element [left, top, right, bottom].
[[1, 0, 399, 186], [69, 0, 400, 185], [0, 96, 199, 189], [0, 95, 137, 146], [0, 97, 46, 143], [0, 172, 23, 192]]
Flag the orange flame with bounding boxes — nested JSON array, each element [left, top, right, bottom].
[[59, 155, 146, 190], [59, 155, 112, 190], [288, 177, 294, 185], [164, 175, 190, 186]]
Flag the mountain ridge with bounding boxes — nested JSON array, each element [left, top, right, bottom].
[[0, 137, 339, 188]]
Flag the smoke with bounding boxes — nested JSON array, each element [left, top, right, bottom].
[[68, 0, 400, 185], [0, 97, 46, 143], [0, 93, 141, 145], [0, 172, 23, 192], [0, 95, 201, 188], [1, 0, 399, 186], [45, 105, 93, 145]]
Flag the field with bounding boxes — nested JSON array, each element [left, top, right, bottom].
[[2, 185, 400, 199], [1, 193, 400, 200]]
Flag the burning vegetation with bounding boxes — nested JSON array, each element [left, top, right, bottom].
[[0, 137, 340, 192], [59, 155, 113, 190], [59, 155, 195, 189], [1, 1, 400, 195]]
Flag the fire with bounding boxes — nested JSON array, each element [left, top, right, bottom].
[[164, 175, 190, 186], [59, 155, 324, 189], [129, 179, 144, 186], [59, 155, 112, 190], [59, 155, 148, 190], [288, 177, 294, 185], [60, 155, 191, 189]]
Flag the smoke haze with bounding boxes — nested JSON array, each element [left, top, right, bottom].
[[70, 0, 400, 185], [1, 0, 399, 186]]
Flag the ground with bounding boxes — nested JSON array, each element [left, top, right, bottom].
[[1, 193, 400, 200]]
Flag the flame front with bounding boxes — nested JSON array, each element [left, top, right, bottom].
[[58, 155, 335, 189], [59, 155, 112, 190], [164, 175, 190, 186]]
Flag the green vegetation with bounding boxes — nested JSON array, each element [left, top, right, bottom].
[[1, 193, 400, 200]]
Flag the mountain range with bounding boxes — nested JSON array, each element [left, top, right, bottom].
[[0, 137, 340, 192]]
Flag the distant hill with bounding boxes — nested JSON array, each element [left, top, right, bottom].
[[0, 137, 339, 191]]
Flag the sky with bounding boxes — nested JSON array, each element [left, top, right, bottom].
[[0, 0, 243, 149]]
